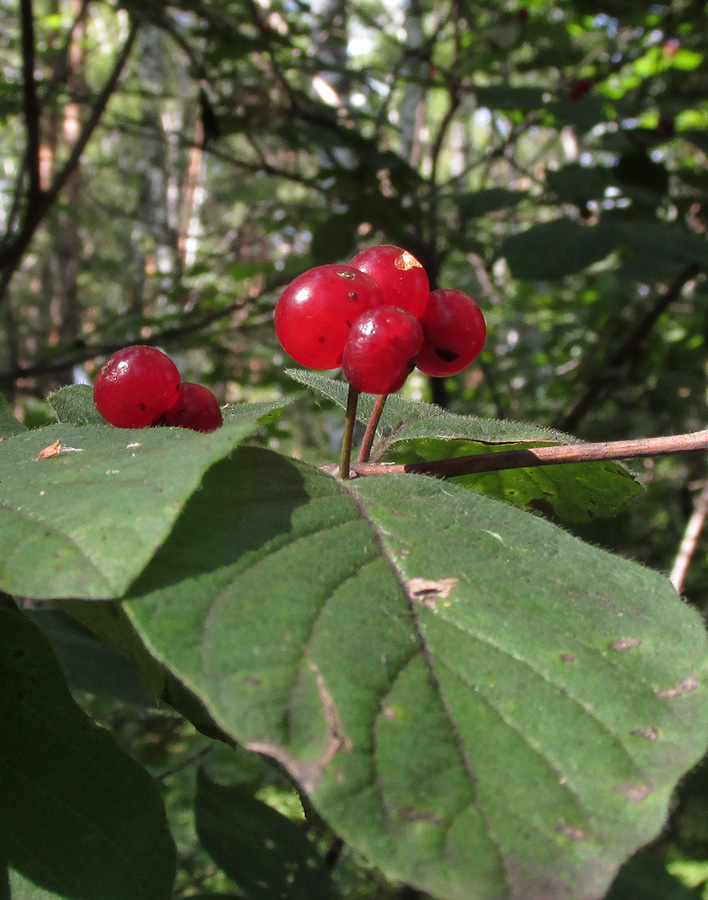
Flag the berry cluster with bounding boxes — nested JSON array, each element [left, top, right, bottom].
[[93, 345, 223, 433], [275, 245, 486, 395]]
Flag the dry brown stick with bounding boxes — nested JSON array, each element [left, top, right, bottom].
[[670, 482, 708, 593], [321, 430, 708, 479]]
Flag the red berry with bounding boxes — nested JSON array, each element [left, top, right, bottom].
[[568, 78, 592, 101], [93, 345, 181, 428], [416, 289, 486, 377], [349, 245, 430, 318], [342, 306, 424, 395], [158, 382, 223, 433], [274, 264, 385, 369]]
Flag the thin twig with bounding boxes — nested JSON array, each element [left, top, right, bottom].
[[321, 429, 708, 479], [670, 482, 708, 593], [358, 394, 387, 463], [338, 386, 360, 479], [0, 17, 140, 306], [20, 0, 42, 205]]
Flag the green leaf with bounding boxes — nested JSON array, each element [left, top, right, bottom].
[[58, 600, 166, 700], [222, 396, 298, 426], [453, 188, 528, 219], [0, 421, 259, 600], [285, 372, 641, 521], [0, 395, 26, 439], [613, 221, 708, 275], [605, 848, 703, 900], [47, 384, 106, 426], [196, 771, 337, 900], [476, 85, 549, 112], [384, 437, 641, 521], [124, 449, 708, 900], [0, 603, 175, 899], [501, 219, 616, 279], [8, 868, 67, 899], [23, 608, 157, 705], [546, 164, 614, 203]]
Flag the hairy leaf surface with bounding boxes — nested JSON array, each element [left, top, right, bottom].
[[0, 604, 175, 900], [123, 448, 708, 900], [0, 422, 258, 599]]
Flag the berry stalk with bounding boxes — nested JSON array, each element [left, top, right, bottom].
[[358, 394, 388, 463], [339, 385, 361, 480]]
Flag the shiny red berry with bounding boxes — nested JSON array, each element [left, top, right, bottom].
[[568, 78, 592, 101], [274, 264, 385, 369], [158, 383, 223, 433], [349, 245, 430, 318], [416, 289, 486, 377], [342, 306, 424, 394], [93, 345, 181, 428]]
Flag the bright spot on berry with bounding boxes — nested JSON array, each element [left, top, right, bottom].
[[395, 250, 424, 272]]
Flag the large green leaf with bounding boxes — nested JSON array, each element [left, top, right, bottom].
[[24, 608, 157, 705], [195, 771, 337, 900], [0, 602, 175, 900], [384, 437, 640, 521], [501, 218, 616, 279], [287, 371, 641, 520], [0, 395, 26, 439], [124, 448, 708, 900], [0, 421, 258, 600]]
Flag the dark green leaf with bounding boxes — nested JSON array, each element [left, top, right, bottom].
[[0, 395, 26, 439], [476, 85, 549, 112], [453, 188, 528, 219], [546, 164, 614, 204], [23, 608, 157, 705], [0, 603, 175, 899], [196, 771, 337, 900], [285, 372, 641, 520], [124, 449, 708, 900], [222, 396, 298, 425], [385, 436, 641, 521], [501, 219, 616, 279], [605, 848, 703, 900], [47, 385, 105, 426], [614, 221, 708, 274], [0, 421, 259, 600]]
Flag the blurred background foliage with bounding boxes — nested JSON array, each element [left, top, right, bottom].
[[2, 0, 708, 896]]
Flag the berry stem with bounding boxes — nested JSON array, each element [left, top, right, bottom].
[[339, 385, 360, 480], [358, 394, 388, 463], [323, 429, 708, 479]]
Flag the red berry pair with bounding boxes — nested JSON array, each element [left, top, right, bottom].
[[93, 345, 223, 433], [274, 244, 486, 395]]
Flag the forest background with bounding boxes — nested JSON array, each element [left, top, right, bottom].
[[2, 0, 708, 897]]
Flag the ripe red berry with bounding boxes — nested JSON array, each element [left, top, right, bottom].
[[568, 78, 592, 101], [157, 383, 223, 433], [342, 306, 424, 395], [349, 245, 430, 318], [416, 289, 486, 377], [93, 345, 181, 428], [274, 264, 385, 369]]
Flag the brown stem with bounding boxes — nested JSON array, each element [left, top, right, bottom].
[[321, 430, 708, 479], [20, 0, 42, 206], [338, 385, 360, 479], [0, 17, 140, 307], [358, 394, 387, 463], [670, 482, 708, 593]]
